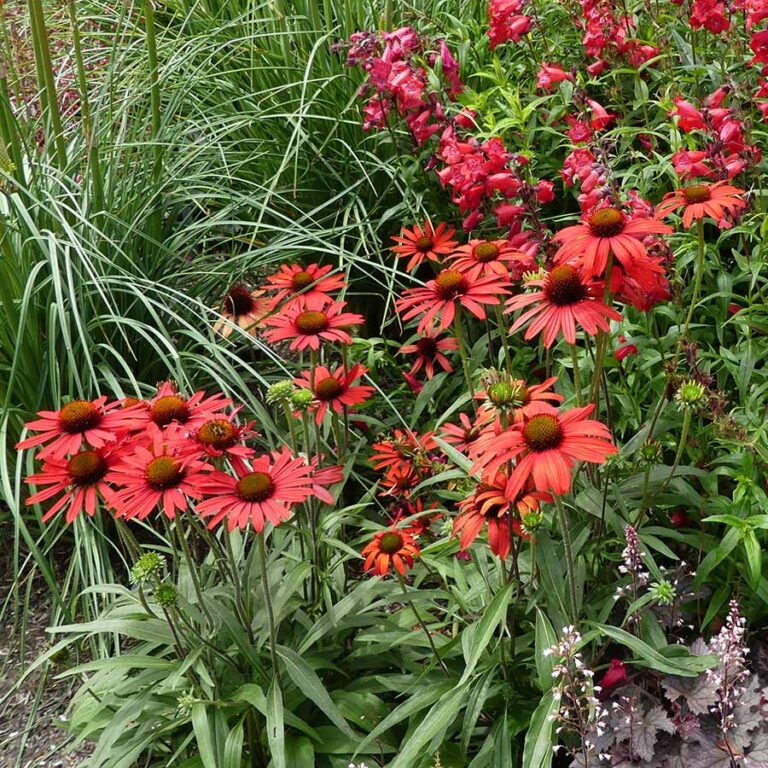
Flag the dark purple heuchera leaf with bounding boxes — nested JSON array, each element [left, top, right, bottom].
[[662, 673, 720, 715], [612, 704, 674, 762]]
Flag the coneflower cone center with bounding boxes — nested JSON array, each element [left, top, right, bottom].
[[295, 310, 329, 334], [379, 531, 404, 554], [314, 377, 344, 401], [236, 471, 274, 502], [588, 207, 625, 237], [682, 185, 711, 204], [67, 450, 107, 485], [197, 419, 237, 449], [226, 285, 255, 316], [291, 270, 314, 290], [146, 456, 185, 489], [435, 270, 468, 300], [544, 265, 586, 306], [474, 242, 500, 262], [415, 337, 437, 357], [522, 414, 563, 451], [151, 395, 190, 426], [59, 400, 101, 433], [415, 236, 434, 252]]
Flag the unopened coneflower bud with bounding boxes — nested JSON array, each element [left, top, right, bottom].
[[639, 440, 663, 466], [130, 552, 165, 584], [155, 583, 178, 607], [649, 579, 676, 605], [266, 380, 295, 405], [674, 379, 706, 411], [290, 388, 313, 410]]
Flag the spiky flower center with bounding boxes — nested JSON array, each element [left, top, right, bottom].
[[67, 450, 107, 485], [588, 207, 625, 238], [291, 270, 314, 290], [58, 400, 101, 433], [682, 185, 711, 204], [295, 310, 329, 334], [151, 395, 190, 426], [544, 265, 586, 306], [236, 471, 274, 502], [415, 337, 437, 357], [226, 285, 256, 317], [379, 531, 404, 554], [145, 456, 185, 490], [415, 236, 434, 252], [474, 242, 500, 262], [314, 376, 344, 401], [522, 414, 563, 451], [197, 419, 237, 450], [434, 270, 468, 300]]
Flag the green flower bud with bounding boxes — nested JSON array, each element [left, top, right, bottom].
[[266, 380, 296, 405], [675, 379, 706, 412], [129, 552, 165, 585], [155, 583, 178, 607], [290, 387, 313, 410], [649, 579, 676, 606]]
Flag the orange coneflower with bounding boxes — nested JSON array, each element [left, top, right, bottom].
[[105, 424, 210, 521], [396, 269, 509, 333], [399, 328, 458, 380], [439, 411, 493, 454], [470, 402, 617, 498], [25, 447, 117, 524], [264, 263, 347, 308], [191, 411, 257, 462], [505, 265, 622, 347], [196, 448, 318, 531], [370, 429, 436, 473], [16, 396, 139, 460], [390, 221, 457, 272], [553, 205, 672, 278], [263, 296, 364, 351], [362, 527, 420, 576], [448, 238, 527, 279], [213, 284, 273, 338], [129, 382, 232, 432], [453, 474, 551, 559], [654, 182, 747, 228], [294, 363, 374, 424]]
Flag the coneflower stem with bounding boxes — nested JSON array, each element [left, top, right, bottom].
[[554, 496, 579, 624], [494, 304, 512, 372], [174, 515, 214, 628], [570, 344, 582, 406], [258, 531, 281, 684], [658, 409, 692, 496], [682, 218, 706, 340], [396, 572, 449, 675], [453, 307, 475, 401]]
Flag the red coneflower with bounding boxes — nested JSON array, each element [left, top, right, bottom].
[[370, 429, 436, 473], [308, 459, 345, 503], [470, 403, 617, 498], [654, 182, 747, 228], [130, 382, 232, 432], [390, 221, 457, 272], [264, 263, 347, 307], [396, 269, 509, 333], [553, 205, 672, 278], [213, 284, 273, 338], [106, 425, 210, 521], [362, 527, 420, 576], [395, 498, 443, 538], [453, 474, 551, 559], [25, 447, 117, 523], [294, 363, 374, 424], [506, 265, 622, 347], [439, 411, 492, 454], [399, 328, 458, 379], [263, 296, 364, 351], [191, 411, 257, 462], [196, 448, 317, 531], [379, 464, 423, 498], [448, 238, 527, 279], [16, 396, 139, 460]]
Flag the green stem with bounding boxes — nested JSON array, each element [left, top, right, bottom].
[[554, 496, 579, 624], [174, 515, 214, 628], [258, 531, 281, 684], [657, 409, 692, 497], [682, 218, 706, 340], [570, 344, 582, 407], [396, 573, 449, 675], [494, 303, 512, 372], [453, 307, 475, 401]]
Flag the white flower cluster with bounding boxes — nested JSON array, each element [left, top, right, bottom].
[[545, 626, 610, 764]]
